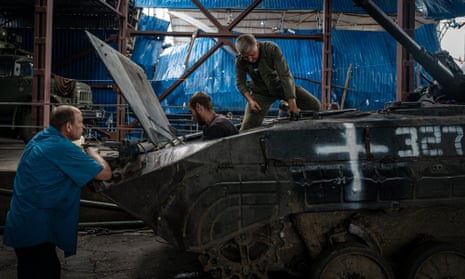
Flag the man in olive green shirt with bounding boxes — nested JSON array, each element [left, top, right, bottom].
[[235, 33, 321, 130]]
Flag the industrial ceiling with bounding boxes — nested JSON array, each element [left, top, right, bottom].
[[165, 9, 436, 44]]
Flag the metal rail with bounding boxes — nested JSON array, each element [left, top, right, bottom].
[[1, 187, 123, 211]]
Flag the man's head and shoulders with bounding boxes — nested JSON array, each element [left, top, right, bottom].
[[188, 91, 239, 141], [19, 104, 111, 182], [27, 105, 84, 148], [235, 34, 281, 67]]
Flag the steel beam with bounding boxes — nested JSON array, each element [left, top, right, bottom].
[[111, 0, 129, 142], [396, 0, 415, 101], [130, 30, 323, 41], [32, 0, 53, 135], [321, 0, 333, 110]]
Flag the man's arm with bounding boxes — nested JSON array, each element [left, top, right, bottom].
[[235, 60, 262, 112], [85, 147, 112, 181]]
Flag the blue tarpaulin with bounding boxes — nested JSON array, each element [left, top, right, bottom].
[[144, 24, 439, 111], [129, 1, 454, 112], [419, 0, 465, 19], [131, 14, 170, 79]]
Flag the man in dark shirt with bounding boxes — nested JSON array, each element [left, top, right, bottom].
[[188, 91, 239, 141]]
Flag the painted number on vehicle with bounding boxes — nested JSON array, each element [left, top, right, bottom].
[[396, 126, 463, 157]]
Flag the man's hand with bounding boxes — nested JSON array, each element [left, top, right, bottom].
[[243, 92, 261, 113], [85, 146, 100, 157], [287, 98, 300, 120], [85, 146, 112, 181], [248, 99, 262, 113]]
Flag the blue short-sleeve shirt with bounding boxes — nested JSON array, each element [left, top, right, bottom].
[[3, 126, 103, 257]]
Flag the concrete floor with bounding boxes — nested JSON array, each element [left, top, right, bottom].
[[0, 136, 209, 278], [0, 229, 207, 279]]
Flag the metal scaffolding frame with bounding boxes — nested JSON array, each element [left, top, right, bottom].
[[27, 0, 415, 140]]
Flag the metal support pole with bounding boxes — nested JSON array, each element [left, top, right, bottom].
[[32, 0, 53, 134], [321, 0, 333, 110], [115, 0, 129, 141], [396, 0, 415, 101]]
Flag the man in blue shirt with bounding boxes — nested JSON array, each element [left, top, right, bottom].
[[188, 91, 239, 141], [3, 105, 112, 278]]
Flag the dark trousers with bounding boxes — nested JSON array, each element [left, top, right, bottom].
[[14, 242, 61, 279]]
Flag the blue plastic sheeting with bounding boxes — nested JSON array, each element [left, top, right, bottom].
[[150, 24, 440, 111], [418, 0, 465, 19], [331, 30, 395, 110], [331, 24, 439, 110], [131, 14, 170, 79], [151, 34, 323, 113], [273, 31, 324, 104], [134, 0, 397, 13], [152, 38, 245, 113]]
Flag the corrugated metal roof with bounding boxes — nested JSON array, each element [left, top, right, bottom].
[[135, 0, 321, 10], [134, 0, 397, 13], [134, 0, 465, 19], [138, 2, 436, 46]]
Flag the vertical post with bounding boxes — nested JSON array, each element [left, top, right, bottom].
[[32, 0, 53, 134], [321, 0, 332, 110], [396, 0, 415, 101], [116, 0, 128, 141]]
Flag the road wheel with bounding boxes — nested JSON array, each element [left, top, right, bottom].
[[309, 242, 395, 279], [402, 241, 465, 279], [200, 224, 284, 279]]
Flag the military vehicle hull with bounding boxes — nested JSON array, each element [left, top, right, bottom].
[[96, 108, 465, 278]]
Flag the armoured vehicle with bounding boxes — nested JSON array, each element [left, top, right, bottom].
[[85, 0, 465, 276], [0, 29, 102, 142]]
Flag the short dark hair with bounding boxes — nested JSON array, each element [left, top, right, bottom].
[[235, 33, 257, 54], [50, 105, 79, 129], [188, 91, 213, 111]]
